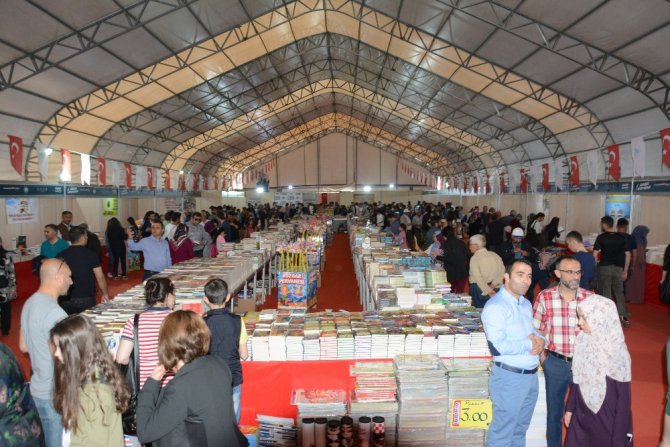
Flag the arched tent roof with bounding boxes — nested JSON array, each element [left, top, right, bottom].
[[1, 0, 669, 181]]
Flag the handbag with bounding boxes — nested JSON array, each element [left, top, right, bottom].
[[660, 278, 670, 305], [117, 313, 140, 435]]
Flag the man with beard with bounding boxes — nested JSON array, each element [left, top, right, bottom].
[[481, 259, 545, 447], [532, 256, 594, 447]]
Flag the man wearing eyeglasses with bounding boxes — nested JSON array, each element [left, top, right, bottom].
[[532, 255, 594, 447], [186, 212, 212, 258], [19, 258, 72, 447]]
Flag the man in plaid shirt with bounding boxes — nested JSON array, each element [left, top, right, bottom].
[[532, 255, 594, 447]]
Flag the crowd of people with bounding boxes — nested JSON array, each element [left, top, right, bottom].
[[0, 199, 668, 447]]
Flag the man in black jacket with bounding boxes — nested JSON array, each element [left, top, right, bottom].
[[435, 227, 470, 293], [497, 228, 544, 302]]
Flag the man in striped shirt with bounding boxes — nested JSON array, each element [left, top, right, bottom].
[[532, 255, 593, 447]]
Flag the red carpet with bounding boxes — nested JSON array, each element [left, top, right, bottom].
[[2, 234, 668, 445], [258, 232, 362, 313]]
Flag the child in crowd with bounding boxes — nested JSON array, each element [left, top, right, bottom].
[[203, 279, 249, 423]]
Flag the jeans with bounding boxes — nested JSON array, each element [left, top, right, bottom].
[[470, 283, 497, 308], [487, 364, 539, 447], [33, 396, 63, 447], [0, 300, 11, 335], [542, 353, 573, 447], [598, 265, 628, 317], [232, 384, 242, 424], [110, 245, 127, 277]]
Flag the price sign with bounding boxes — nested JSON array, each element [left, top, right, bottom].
[[450, 399, 493, 429]]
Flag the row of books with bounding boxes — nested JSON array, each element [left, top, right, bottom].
[[244, 309, 490, 362]]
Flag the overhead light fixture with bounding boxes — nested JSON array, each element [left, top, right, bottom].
[[179, 170, 184, 175], [288, 185, 293, 190], [389, 184, 395, 189], [256, 186, 264, 193], [363, 185, 371, 192], [44, 147, 53, 156]]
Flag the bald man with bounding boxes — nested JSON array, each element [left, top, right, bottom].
[[20, 258, 72, 447]]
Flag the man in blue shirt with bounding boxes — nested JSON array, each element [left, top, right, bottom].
[[565, 231, 596, 289], [127, 220, 171, 280], [481, 259, 545, 447], [39, 224, 69, 259]]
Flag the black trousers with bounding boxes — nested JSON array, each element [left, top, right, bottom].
[[109, 245, 127, 277], [0, 301, 11, 335]]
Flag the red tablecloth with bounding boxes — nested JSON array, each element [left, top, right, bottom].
[[645, 263, 667, 306], [240, 359, 359, 425]]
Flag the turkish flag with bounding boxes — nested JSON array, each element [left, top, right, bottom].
[[164, 170, 171, 190], [473, 176, 478, 193], [180, 175, 186, 191], [570, 156, 580, 187], [97, 158, 106, 185], [661, 128, 670, 169], [204, 176, 209, 191], [193, 175, 198, 191], [520, 168, 527, 193], [464, 176, 469, 191], [213, 176, 218, 190], [500, 173, 506, 193], [608, 144, 621, 181], [147, 167, 154, 188], [485, 175, 490, 194], [61, 149, 72, 182], [542, 163, 550, 191], [8, 135, 23, 176], [123, 163, 132, 188]]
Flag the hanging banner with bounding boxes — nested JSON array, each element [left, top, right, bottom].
[[608, 144, 621, 181], [6, 197, 38, 224], [80, 153, 91, 185], [97, 158, 106, 185], [9, 135, 23, 176], [61, 149, 72, 182], [605, 194, 631, 220], [103, 197, 118, 216], [661, 128, 670, 169]]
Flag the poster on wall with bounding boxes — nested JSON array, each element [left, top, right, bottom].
[[102, 198, 118, 216], [6, 197, 38, 224], [605, 194, 631, 220]]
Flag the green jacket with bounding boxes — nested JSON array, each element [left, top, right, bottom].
[[70, 382, 123, 447]]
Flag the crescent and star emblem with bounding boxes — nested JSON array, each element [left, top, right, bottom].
[[10, 141, 19, 161]]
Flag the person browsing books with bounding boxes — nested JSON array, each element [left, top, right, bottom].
[[203, 279, 249, 423]]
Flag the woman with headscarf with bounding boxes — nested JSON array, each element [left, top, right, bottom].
[[564, 294, 633, 446], [625, 225, 649, 304], [168, 223, 194, 264]]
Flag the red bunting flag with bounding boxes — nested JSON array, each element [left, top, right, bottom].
[[60, 149, 72, 182], [473, 175, 478, 193], [520, 168, 527, 193], [180, 174, 186, 192], [213, 176, 219, 190], [147, 167, 153, 188], [97, 158, 106, 185], [464, 176, 469, 191], [123, 163, 132, 187], [660, 128, 670, 169], [542, 163, 550, 191], [607, 144, 621, 181], [500, 173, 506, 193], [570, 156, 580, 187], [193, 174, 199, 191], [8, 135, 23, 176], [164, 170, 171, 190], [203, 176, 209, 191], [485, 175, 491, 194]]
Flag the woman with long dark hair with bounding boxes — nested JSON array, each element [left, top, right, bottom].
[[50, 314, 130, 445], [115, 277, 175, 388], [105, 218, 128, 280], [140, 211, 156, 239]]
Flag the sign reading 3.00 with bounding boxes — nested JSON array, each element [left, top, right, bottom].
[[450, 399, 493, 429]]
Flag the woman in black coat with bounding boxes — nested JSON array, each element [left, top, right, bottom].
[[137, 310, 247, 447], [435, 226, 470, 293]]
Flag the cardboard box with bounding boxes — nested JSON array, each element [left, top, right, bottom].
[[234, 298, 256, 313]]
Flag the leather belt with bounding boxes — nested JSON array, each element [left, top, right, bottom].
[[494, 362, 538, 375], [547, 350, 572, 363]]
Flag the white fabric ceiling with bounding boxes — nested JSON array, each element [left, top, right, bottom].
[[0, 0, 668, 180]]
